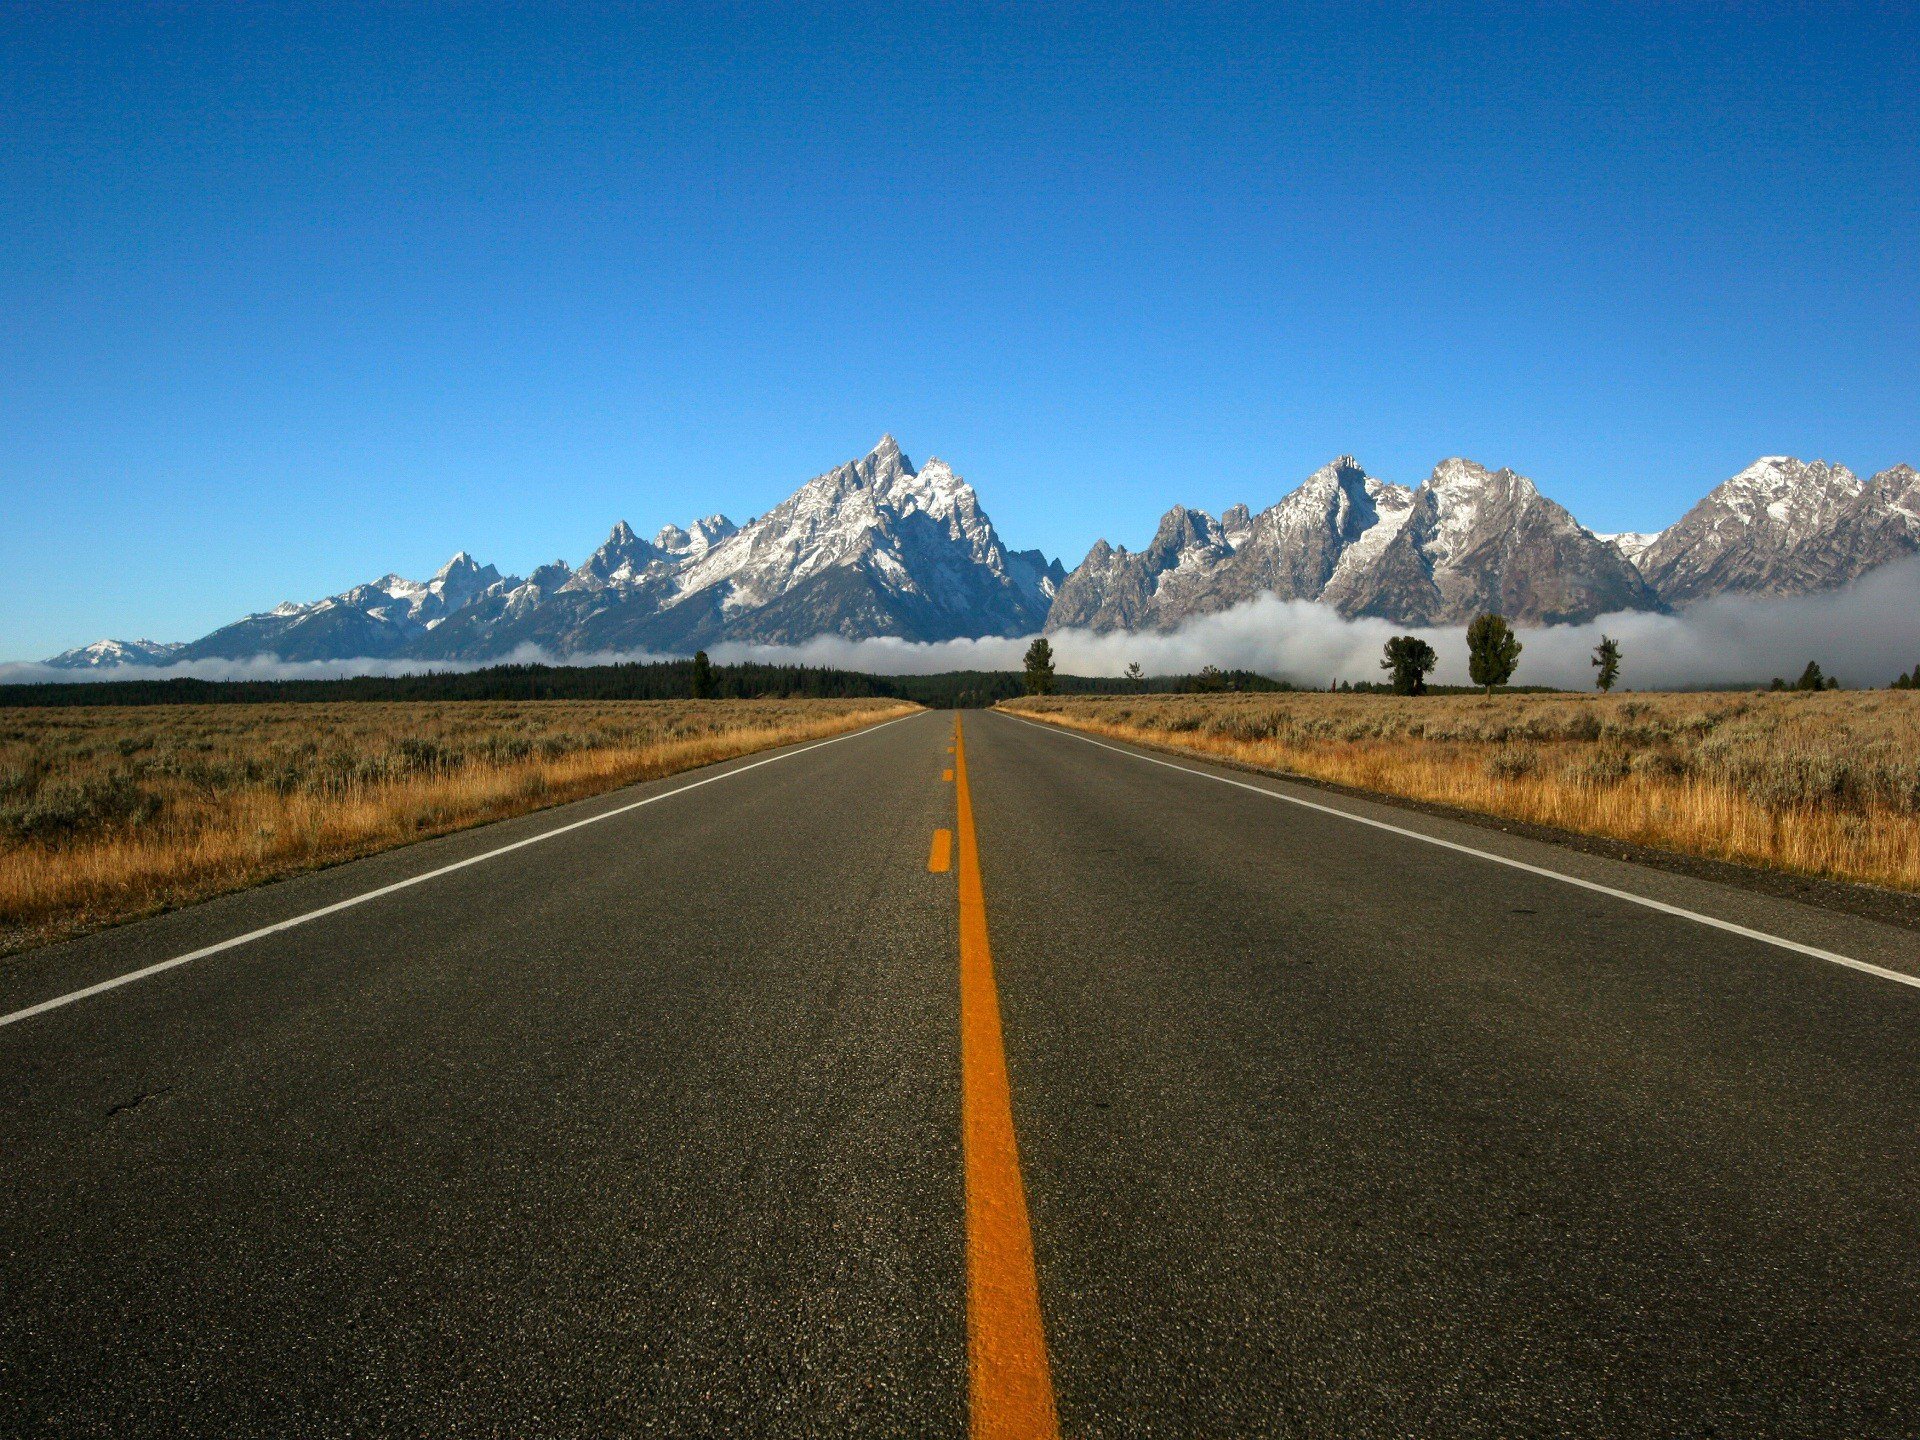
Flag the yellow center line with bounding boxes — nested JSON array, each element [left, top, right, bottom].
[[953, 715, 1061, 1440], [929, 827, 954, 873]]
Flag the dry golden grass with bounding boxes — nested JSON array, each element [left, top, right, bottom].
[[0, 698, 914, 956], [1004, 690, 1920, 893]]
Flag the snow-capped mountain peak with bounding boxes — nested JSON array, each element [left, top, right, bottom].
[[567, 521, 665, 591], [629, 435, 1053, 641], [44, 637, 186, 669], [1637, 456, 1875, 604], [1716, 456, 1862, 531]]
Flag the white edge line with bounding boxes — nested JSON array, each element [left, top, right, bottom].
[[1005, 713, 1920, 994], [0, 712, 918, 1031]]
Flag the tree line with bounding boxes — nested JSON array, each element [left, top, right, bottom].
[[2, 652, 1297, 711], [10, 637, 1913, 710]]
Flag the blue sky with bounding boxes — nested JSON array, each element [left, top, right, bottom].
[[3, 2, 1916, 659]]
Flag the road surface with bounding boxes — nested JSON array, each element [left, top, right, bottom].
[[3, 707, 1917, 1437]]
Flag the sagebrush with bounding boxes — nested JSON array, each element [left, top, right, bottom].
[[0, 698, 912, 955], [1005, 691, 1920, 893]]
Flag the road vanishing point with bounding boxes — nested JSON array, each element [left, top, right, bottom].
[[4, 709, 1918, 1437]]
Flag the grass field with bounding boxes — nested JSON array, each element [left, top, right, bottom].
[[1004, 690, 1920, 894], [0, 698, 914, 956]]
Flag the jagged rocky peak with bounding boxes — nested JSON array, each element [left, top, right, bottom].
[[569, 521, 664, 589], [1696, 456, 1864, 541], [429, 551, 506, 603], [1637, 455, 1874, 605], [1045, 502, 1237, 633], [1224, 456, 1415, 611], [1297, 454, 1370, 496], [843, 432, 912, 492], [1425, 455, 1534, 502], [1280, 456, 1406, 525], [1725, 455, 1861, 511], [1146, 505, 1231, 563], [1348, 457, 1658, 624], [1871, 462, 1920, 501], [1399, 459, 1568, 567], [654, 515, 738, 556], [583, 432, 1059, 648], [866, 431, 905, 469]]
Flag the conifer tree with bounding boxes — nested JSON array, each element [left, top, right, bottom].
[[1381, 636, 1438, 696], [1023, 637, 1057, 696], [1592, 635, 1622, 692], [1466, 613, 1522, 696]]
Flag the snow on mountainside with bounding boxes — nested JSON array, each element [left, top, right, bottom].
[[1797, 464, 1920, 582], [39, 444, 1920, 666], [171, 553, 520, 663], [678, 436, 1063, 644], [654, 515, 738, 557], [1050, 455, 1649, 630], [1328, 459, 1657, 625], [1636, 457, 1917, 604], [1045, 505, 1237, 632], [44, 638, 186, 669], [1048, 458, 1414, 632], [364, 435, 1062, 660]]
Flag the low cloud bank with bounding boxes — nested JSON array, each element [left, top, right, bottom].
[[719, 557, 1920, 690], [8, 557, 1919, 690]]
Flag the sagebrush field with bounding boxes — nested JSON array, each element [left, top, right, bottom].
[[0, 698, 912, 955], [1005, 690, 1920, 894]]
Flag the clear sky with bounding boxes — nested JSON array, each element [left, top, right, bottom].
[[3, 2, 1916, 659]]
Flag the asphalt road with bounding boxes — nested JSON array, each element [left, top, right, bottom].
[[3, 707, 1917, 1437]]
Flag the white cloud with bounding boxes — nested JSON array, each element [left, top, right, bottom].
[[719, 557, 1920, 689]]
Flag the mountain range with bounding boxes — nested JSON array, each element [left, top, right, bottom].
[[45, 439, 1920, 667]]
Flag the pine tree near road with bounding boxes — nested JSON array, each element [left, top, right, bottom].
[[690, 650, 715, 699], [1023, 637, 1057, 696]]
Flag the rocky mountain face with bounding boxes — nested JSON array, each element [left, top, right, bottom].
[[1636, 457, 1920, 606], [1047, 458, 1423, 631], [1049, 456, 1652, 631], [42, 442, 1920, 667], [412, 436, 1063, 657], [169, 553, 518, 663], [56, 438, 1062, 667], [1326, 459, 1657, 625]]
